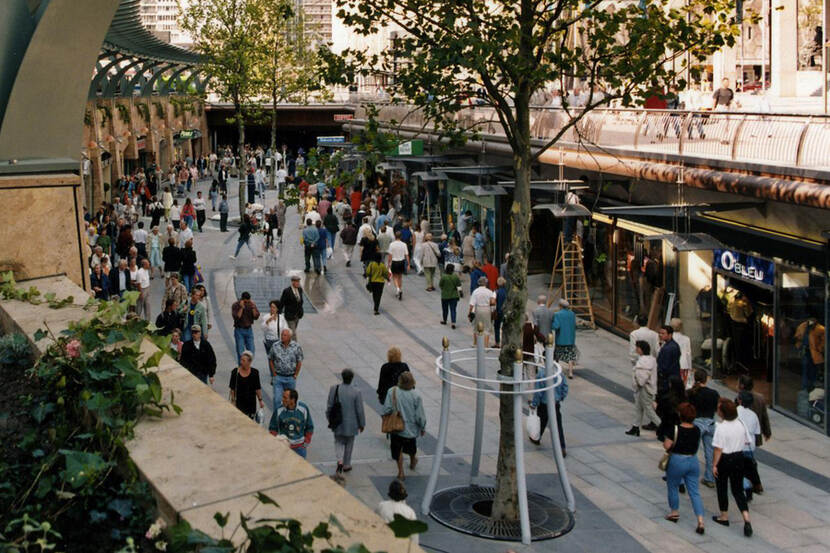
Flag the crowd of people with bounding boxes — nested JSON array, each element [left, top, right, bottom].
[[625, 317, 772, 537], [80, 140, 778, 540]]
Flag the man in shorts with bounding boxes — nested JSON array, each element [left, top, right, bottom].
[[387, 231, 410, 300]]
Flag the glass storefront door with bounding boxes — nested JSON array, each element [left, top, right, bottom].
[[776, 268, 826, 429], [712, 272, 775, 403]]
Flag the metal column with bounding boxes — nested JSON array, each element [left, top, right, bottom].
[[422, 338, 453, 515], [513, 349, 531, 544], [545, 336, 576, 512], [470, 323, 486, 482]]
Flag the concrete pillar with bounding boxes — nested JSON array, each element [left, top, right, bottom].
[[713, 44, 739, 88], [771, 0, 798, 96]]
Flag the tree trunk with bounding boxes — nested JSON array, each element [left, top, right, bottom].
[[491, 97, 533, 522], [236, 101, 246, 220], [269, 90, 277, 195]]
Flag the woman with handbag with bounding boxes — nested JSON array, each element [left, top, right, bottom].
[[662, 402, 705, 534], [381, 371, 426, 481]]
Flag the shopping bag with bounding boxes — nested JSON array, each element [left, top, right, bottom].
[[326, 246, 333, 259], [526, 407, 541, 442]]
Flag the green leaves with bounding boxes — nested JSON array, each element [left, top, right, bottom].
[[386, 514, 428, 538], [59, 449, 112, 489]]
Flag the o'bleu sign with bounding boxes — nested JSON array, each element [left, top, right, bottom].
[[713, 249, 774, 286]]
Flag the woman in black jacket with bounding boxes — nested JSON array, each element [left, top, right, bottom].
[[179, 239, 197, 292], [377, 347, 410, 404], [162, 237, 182, 285]]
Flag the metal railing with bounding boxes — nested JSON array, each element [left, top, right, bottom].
[[356, 104, 830, 171]]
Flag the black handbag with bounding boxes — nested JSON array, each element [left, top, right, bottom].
[[327, 385, 343, 430]]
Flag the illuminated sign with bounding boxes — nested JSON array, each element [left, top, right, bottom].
[[713, 249, 774, 286]]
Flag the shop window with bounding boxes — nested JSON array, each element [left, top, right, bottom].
[[777, 270, 825, 428], [677, 251, 713, 371], [586, 223, 613, 325], [797, 0, 823, 71]]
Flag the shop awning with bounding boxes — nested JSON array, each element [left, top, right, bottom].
[[499, 180, 590, 192], [533, 203, 592, 218], [439, 165, 513, 176], [598, 201, 764, 217], [647, 232, 725, 251], [462, 185, 509, 196], [412, 171, 448, 181], [376, 162, 407, 171]]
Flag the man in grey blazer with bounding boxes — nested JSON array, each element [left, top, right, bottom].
[[327, 369, 366, 476]]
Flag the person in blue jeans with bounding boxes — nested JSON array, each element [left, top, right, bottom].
[[688, 369, 720, 487], [232, 291, 260, 363], [529, 363, 568, 455], [267, 327, 303, 412], [663, 402, 705, 534]]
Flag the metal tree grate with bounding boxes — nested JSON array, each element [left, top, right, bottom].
[[428, 485, 574, 541]]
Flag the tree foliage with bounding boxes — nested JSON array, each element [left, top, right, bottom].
[[327, 0, 738, 520], [179, 0, 261, 156]]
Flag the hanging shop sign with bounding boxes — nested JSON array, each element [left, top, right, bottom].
[[384, 139, 424, 156], [713, 249, 774, 286]]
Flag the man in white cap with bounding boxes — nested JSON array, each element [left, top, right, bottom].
[[279, 273, 305, 340], [553, 298, 578, 378]]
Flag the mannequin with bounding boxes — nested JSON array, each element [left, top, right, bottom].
[[795, 318, 825, 390]]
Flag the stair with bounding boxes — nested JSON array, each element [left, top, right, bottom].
[[428, 207, 445, 238]]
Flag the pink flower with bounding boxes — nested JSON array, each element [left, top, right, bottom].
[[65, 339, 81, 359]]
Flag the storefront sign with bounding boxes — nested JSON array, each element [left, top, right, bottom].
[[333, 113, 354, 121], [178, 130, 194, 139], [136, 137, 146, 150], [317, 135, 346, 145], [714, 249, 774, 286]]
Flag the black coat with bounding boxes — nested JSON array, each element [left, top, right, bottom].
[[155, 309, 183, 336], [376, 362, 410, 404], [279, 286, 304, 321], [109, 267, 131, 296], [180, 247, 197, 276], [179, 339, 217, 379], [90, 271, 110, 300], [163, 245, 182, 273]]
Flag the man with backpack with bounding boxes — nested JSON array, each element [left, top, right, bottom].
[[326, 369, 366, 477]]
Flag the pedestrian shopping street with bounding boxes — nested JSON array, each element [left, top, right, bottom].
[[143, 176, 830, 553]]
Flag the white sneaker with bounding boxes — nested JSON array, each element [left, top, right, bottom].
[[229, 255, 236, 260]]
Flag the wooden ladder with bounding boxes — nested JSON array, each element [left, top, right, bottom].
[[547, 233, 596, 328]]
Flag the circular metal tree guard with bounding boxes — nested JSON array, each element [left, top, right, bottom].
[[421, 331, 576, 544], [428, 486, 574, 541]]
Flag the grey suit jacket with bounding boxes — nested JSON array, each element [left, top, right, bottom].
[[327, 383, 365, 437]]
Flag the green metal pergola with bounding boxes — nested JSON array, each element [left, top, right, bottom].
[[0, 0, 205, 172]]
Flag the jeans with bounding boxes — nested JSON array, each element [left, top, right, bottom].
[[694, 417, 716, 483], [802, 354, 819, 390], [666, 454, 704, 516], [184, 215, 194, 228], [293, 445, 307, 458], [234, 238, 253, 257], [196, 210, 205, 231], [304, 246, 320, 272], [273, 375, 296, 412], [441, 298, 458, 323], [182, 273, 194, 293], [264, 339, 277, 357], [234, 326, 255, 363], [220, 212, 228, 231]]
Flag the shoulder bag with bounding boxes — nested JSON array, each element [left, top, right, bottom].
[[658, 425, 678, 471], [327, 385, 343, 430], [381, 388, 405, 434]]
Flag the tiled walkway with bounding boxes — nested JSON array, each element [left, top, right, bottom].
[[145, 178, 830, 553]]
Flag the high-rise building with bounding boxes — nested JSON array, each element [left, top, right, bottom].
[[139, 0, 193, 49], [300, 0, 332, 44]]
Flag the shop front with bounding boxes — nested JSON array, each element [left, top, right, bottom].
[[676, 246, 827, 433], [445, 179, 497, 262], [586, 213, 674, 335]]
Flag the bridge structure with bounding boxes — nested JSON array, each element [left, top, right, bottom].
[[0, 0, 206, 288]]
